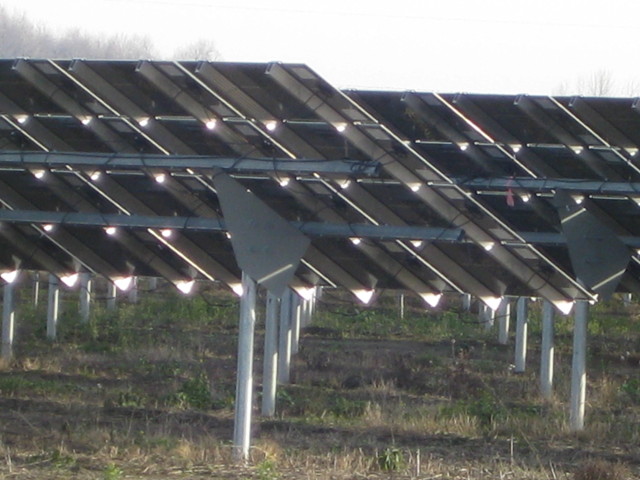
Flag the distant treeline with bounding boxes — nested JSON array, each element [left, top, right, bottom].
[[0, 5, 219, 60]]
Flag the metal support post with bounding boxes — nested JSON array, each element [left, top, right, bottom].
[[106, 282, 117, 310], [623, 293, 632, 307], [498, 298, 510, 345], [482, 304, 495, 330], [277, 289, 293, 384], [310, 286, 319, 318], [291, 293, 301, 355], [540, 300, 555, 399], [299, 290, 316, 330], [128, 276, 138, 304], [47, 274, 60, 340], [514, 297, 528, 373], [462, 293, 471, 312], [302, 298, 312, 328], [570, 300, 588, 431], [233, 272, 257, 461], [2, 283, 15, 359], [261, 292, 279, 417], [79, 272, 92, 324], [399, 293, 405, 319], [148, 277, 158, 290], [33, 272, 40, 307]]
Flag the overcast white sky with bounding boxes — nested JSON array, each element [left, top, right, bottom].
[[2, 0, 640, 95]]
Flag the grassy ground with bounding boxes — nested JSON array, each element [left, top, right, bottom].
[[0, 280, 639, 479]]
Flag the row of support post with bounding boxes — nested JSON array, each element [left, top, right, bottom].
[[233, 286, 591, 460], [1, 273, 156, 359], [2, 266, 316, 460], [467, 294, 589, 432], [233, 277, 318, 460], [0, 270, 604, 457]]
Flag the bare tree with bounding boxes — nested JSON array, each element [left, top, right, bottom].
[[554, 69, 624, 97], [583, 69, 615, 96], [0, 6, 223, 61], [172, 39, 221, 61], [0, 5, 158, 59], [0, 5, 50, 57], [553, 80, 570, 96], [623, 78, 640, 97]]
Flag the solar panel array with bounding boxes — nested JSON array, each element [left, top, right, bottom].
[[1, 59, 640, 310]]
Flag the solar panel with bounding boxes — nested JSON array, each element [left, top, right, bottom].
[[1, 59, 640, 309]]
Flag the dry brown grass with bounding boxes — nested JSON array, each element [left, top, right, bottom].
[[574, 459, 631, 480], [0, 291, 639, 478]]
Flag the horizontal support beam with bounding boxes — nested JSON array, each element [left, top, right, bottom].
[[3, 208, 640, 249], [454, 176, 640, 197], [0, 151, 379, 176], [298, 222, 463, 242], [0, 209, 463, 242]]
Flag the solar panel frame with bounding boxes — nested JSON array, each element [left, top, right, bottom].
[[2, 59, 640, 306]]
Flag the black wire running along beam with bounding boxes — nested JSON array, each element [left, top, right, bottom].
[[0, 151, 379, 177]]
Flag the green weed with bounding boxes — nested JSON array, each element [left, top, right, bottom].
[[441, 391, 505, 428], [256, 458, 280, 480], [177, 372, 211, 409], [620, 378, 640, 403], [114, 390, 146, 408], [329, 395, 367, 418], [50, 449, 76, 469], [377, 447, 403, 471], [276, 388, 295, 408], [312, 304, 481, 341], [103, 463, 123, 480], [0, 375, 79, 396]]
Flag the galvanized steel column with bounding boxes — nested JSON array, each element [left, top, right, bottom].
[[106, 282, 117, 310], [497, 298, 510, 345], [2, 282, 15, 359], [570, 300, 588, 431], [291, 293, 301, 355], [79, 272, 92, 324], [128, 276, 138, 304], [481, 303, 495, 330], [233, 272, 257, 460], [540, 300, 555, 399], [462, 293, 471, 312], [514, 297, 528, 373], [261, 292, 279, 417], [277, 289, 293, 384], [46, 274, 60, 340], [33, 272, 40, 307], [302, 297, 312, 328]]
